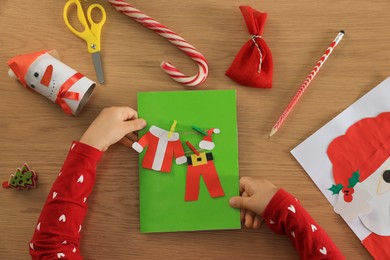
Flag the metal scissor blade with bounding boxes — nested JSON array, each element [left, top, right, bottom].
[[91, 52, 104, 84]]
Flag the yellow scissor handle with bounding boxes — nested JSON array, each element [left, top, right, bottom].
[[87, 4, 106, 42], [63, 0, 106, 53]]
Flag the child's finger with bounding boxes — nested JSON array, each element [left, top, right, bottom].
[[252, 215, 263, 230], [124, 119, 147, 134], [125, 132, 138, 142], [239, 191, 248, 221], [119, 136, 134, 149], [244, 211, 254, 228], [229, 196, 249, 210], [239, 177, 255, 195], [120, 107, 138, 120], [240, 209, 246, 222]]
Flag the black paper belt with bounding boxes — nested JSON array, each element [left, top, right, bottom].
[[187, 153, 213, 165]]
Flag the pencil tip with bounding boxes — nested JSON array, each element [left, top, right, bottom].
[[269, 128, 277, 138], [339, 30, 345, 35]]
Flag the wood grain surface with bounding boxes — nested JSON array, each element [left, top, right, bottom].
[[1, 0, 389, 259]]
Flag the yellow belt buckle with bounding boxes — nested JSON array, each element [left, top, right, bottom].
[[191, 152, 207, 166]]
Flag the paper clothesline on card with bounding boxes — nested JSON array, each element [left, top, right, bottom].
[[132, 125, 220, 173], [132, 124, 224, 202]]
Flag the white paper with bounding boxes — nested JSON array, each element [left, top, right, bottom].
[[291, 77, 390, 241]]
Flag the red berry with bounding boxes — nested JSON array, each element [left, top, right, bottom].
[[342, 187, 354, 202]]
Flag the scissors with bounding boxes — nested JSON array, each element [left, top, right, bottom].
[[63, 0, 106, 84]]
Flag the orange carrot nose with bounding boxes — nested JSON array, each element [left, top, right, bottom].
[[40, 65, 53, 87]]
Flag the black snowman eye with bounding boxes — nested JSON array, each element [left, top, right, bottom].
[[34, 72, 39, 78], [30, 84, 35, 89], [383, 170, 390, 183]]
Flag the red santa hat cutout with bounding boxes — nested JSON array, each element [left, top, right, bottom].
[[327, 112, 390, 259], [7, 50, 96, 115], [199, 128, 220, 151]]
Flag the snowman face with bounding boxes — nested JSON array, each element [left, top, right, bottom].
[[25, 54, 77, 102], [25, 55, 57, 100]]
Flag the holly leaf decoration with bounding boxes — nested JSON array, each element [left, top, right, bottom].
[[328, 184, 343, 195], [348, 171, 360, 188]]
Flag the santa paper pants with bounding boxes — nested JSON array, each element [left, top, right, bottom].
[[185, 153, 225, 201]]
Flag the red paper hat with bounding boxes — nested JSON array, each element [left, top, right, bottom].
[[226, 6, 273, 89], [7, 50, 48, 87], [199, 128, 220, 150], [327, 112, 390, 187]]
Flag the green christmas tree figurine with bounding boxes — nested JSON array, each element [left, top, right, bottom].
[[2, 164, 37, 190]]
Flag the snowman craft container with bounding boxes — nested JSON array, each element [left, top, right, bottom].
[[7, 50, 96, 115]]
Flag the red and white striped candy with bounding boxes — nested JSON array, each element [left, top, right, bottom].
[[269, 31, 345, 137], [108, 0, 208, 87]]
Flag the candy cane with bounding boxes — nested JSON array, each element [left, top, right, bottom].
[[108, 0, 208, 87]]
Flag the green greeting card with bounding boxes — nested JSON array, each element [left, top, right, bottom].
[[137, 90, 240, 233]]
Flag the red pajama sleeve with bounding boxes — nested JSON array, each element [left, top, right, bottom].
[[263, 189, 345, 259], [29, 141, 103, 260]]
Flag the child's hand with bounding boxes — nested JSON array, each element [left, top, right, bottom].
[[229, 177, 279, 229], [80, 107, 147, 151]]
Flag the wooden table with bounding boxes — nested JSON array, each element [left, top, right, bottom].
[[1, 0, 388, 258]]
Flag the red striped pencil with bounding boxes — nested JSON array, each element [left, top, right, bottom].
[[269, 30, 345, 137]]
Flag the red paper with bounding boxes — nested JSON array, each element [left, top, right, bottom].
[[185, 152, 224, 201], [327, 112, 390, 187], [226, 6, 273, 89], [362, 233, 390, 259], [7, 50, 48, 87], [40, 65, 53, 87], [135, 126, 186, 173]]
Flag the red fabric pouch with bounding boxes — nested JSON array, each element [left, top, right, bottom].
[[226, 6, 273, 88]]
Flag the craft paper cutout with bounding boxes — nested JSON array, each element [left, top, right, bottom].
[[2, 164, 37, 190], [226, 6, 273, 89], [328, 171, 363, 202], [291, 77, 390, 259], [327, 113, 390, 236], [355, 162, 390, 235], [137, 90, 240, 233], [333, 183, 372, 221], [132, 125, 186, 173], [199, 128, 220, 151], [185, 151, 225, 201], [7, 50, 96, 115]]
